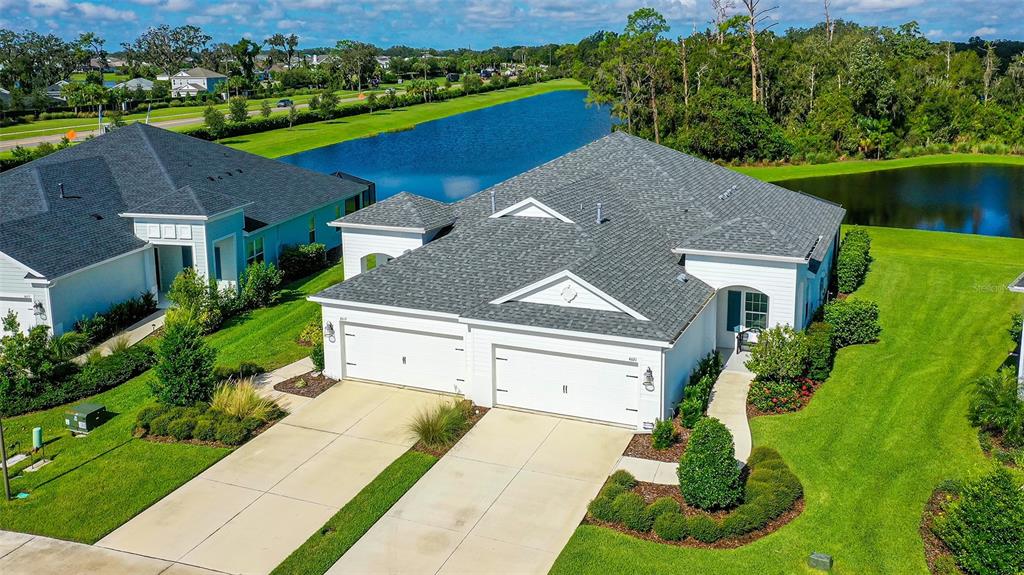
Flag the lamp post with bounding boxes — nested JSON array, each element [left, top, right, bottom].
[[0, 417, 11, 500]]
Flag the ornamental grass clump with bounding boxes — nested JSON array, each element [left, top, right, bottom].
[[211, 378, 280, 421], [406, 400, 472, 449]]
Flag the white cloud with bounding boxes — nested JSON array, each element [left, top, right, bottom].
[[75, 2, 136, 21], [836, 0, 925, 13], [972, 26, 997, 36], [162, 0, 192, 11], [924, 29, 943, 39], [278, 19, 307, 29], [185, 14, 213, 25]]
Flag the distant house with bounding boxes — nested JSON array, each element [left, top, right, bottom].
[[170, 67, 228, 97], [309, 54, 332, 67], [46, 80, 71, 101], [0, 88, 11, 107], [375, 56, 391, 69], [112, 78, 154, 92], [0, 124, 374, 336]]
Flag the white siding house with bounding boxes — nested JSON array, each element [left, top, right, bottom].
[[313, 133, 845, 432]]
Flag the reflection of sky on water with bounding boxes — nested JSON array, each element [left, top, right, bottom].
[[279, 90, 612, 203]]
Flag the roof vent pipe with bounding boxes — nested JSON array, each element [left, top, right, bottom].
[[490, 190, 496, 214], [59, 183, 65, 199], [596, 202, 602, 224]]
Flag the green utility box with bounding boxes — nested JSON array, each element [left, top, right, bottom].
[[65, 403, 106, 434]]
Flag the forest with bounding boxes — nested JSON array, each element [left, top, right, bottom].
[[559, 7, 1024, 162]]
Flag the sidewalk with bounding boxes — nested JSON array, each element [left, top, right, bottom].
[[706, 352, 755, 463], [73, 309, 165, 364]]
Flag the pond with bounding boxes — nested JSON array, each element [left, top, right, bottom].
[[278, 90, 613, 203], [777, 165, 1024, 238]]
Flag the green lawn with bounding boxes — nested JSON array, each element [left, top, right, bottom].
[[271, 451, 438, 575], [736, 153, 1024, 182], [223, 78, 586, 158], [0, 263, 343, 543], [551, 226, 1024, 575]]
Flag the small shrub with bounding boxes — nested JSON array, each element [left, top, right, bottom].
[[193, 416, 218, 442], [135, 403, 169, 433], [745, 446, 784, 468], [608, 469, 638, 489], [210, 379, 281, 422], [823, 298, 881, 347], [279, 243, 328, 280], [679, 418, 742, 510], [968, 369, 1024, 448], [298, 315, 323, 346], [1010, 312, 1022, 347], [933, 468, 1024, 575], [216, 419, 249, 445], [653, 511, 687, 541], [239, 261, 283, 310], [73, 345, 156, 400], [688, 515, 723, 543], [149, 411, 176, 436], [721, 500, 772, 537], [744, 325, 807, 381], [651, 419, 677, 449], [804, 322, 834, 381], [587, 496, 618, 522], [151, 310, 219, 406], [167, 416, 197, 440], [748, 378, 803, 413], [836, 228, 871, 293], [646, 496, 680, 518], [612, 492, 654, 532], [311, 341, 325, 371], [406, 400, 472, 449], [600, 482, 627, 500]]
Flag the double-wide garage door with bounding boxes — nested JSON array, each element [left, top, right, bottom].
[[494, 347, 639, 427], [343, 324, 465, 394]]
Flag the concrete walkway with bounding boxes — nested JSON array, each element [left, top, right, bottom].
[[328, 409, 632, 575], [615, 455, 678, 485], [706, 349, 755, 463], [98, 371, 451, 575], [0, 530, 222, 574], [73, 309, 165, 364]]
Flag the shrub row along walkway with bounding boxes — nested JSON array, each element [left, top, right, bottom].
[[97, 359, 451, 575], [706, 350, 755, 463], [328, 409, 631, 575]]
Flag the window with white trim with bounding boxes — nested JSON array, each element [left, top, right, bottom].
[[246, 236, 264, 266], [744, 292, 768, 330]]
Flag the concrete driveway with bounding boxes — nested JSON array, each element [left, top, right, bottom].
[[98, 380, 451, 575], [327, 409, 632, 575]]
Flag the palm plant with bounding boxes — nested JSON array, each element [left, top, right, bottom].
[[968, 368, 1024, 447], [48, 331, 89, 361]]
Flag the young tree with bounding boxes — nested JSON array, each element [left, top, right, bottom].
[[203, 105, 226, 140], [287, 103, 299, 128], [260, 99, 272, 118], [151, 309, 218, 406], [677, 417, 742, 509], [366, 91, 377, 113], [228, 96, 248, 123]]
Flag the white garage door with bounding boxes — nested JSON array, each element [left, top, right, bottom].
[[0, 296, 35, 335], [343, 324, 466, 394], [494, 346, 639, 427]]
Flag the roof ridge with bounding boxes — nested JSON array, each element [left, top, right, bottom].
[[136, 123, 177, 191]]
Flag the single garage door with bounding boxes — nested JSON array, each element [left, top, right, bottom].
[[0, 296, 35, 334], [494, 346, 639, 427], [343, 324, 466, 394]]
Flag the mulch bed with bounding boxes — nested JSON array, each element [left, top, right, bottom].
[[920, 488, 963, 574], [412, 403, 490, 458], [979, 431, 1020, 468], [274, 371, 338, 398], [584, 479, 804, 549], [747, 379, 821, 419], [622, 417, 689, 462], [141, 416, 280, 449]]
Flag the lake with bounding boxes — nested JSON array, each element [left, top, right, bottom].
[[777, 164, 1024, 238], [278, 90, 613, 203]]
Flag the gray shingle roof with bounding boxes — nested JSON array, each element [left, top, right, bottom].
[[317, 132, 845, 342], [1, 123, 370, 279], [338, 191, 454, 231]]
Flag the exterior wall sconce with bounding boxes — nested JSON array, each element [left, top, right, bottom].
[[643, 367, 655, 392], [323, 321, 336, 343], [32, 302, 46, 321]]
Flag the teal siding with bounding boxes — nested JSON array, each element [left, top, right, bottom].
[[205, 211, 245, 280], [244, 202, 344, 268]]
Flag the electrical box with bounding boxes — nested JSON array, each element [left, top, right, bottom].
[[65, 403, 106, 434]]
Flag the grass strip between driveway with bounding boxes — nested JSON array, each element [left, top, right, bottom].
[[270, 450, 438, 575]]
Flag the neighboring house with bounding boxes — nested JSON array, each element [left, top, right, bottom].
[[375, 56, 391, 69], [0, 123, 373, 336], [312, 132, 845, 432], [170, 67, 228, 97], [1011, 272, 1024, 398], [0, 88, 11, 107], [112, 78, 154, 92], [46, 80, 70, 101]]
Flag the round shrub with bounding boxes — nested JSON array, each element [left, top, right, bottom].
[[167, 416, 197, 440], [653, 511, 687, 541], [135, 404, 169, 432], [688, 515, 723, 543], [745, 446, 784, 469], [612, 492, 654, 532], [608, 469, 637, 489], [193, 417, 218, 442], [600, 482, 627, 500], [722, 501, 771, 537], [216, 419, 249, 445], [587, 496, 618, 522], [149, 411, 177, 437], [651, 418, 677, 449], [678, 418, 742, 510], [646, 496, 680, 518]]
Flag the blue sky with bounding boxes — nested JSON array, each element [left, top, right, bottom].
[[1, 0, 1020, 50]]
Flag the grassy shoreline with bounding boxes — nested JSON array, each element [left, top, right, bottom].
[[220, 78, 585, 158], [736, 153, 1024, 182]]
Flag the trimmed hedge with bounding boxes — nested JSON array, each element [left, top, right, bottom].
[[679, 351, 723, 428], [823, 298, 881, 347], [134, 400, 282, 446], [613, 492, 654, 532], [653, 511, 687, 541], [688, 515, 723, 543], [804, 322, 835, 381], [836, 228, 872, 293], [279, 243, 328, 280], [678, 417, 742, 510], [73, 292, 157, 345]]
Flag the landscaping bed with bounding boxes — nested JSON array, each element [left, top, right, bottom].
[[275, 371, 337, 398], [411, 401, 489, 458], [920, 486, 961, 575], [623, 417, 688, 462]]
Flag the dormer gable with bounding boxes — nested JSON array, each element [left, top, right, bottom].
[[489, 197, 573, 223], [490, 270, 648, 320]]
